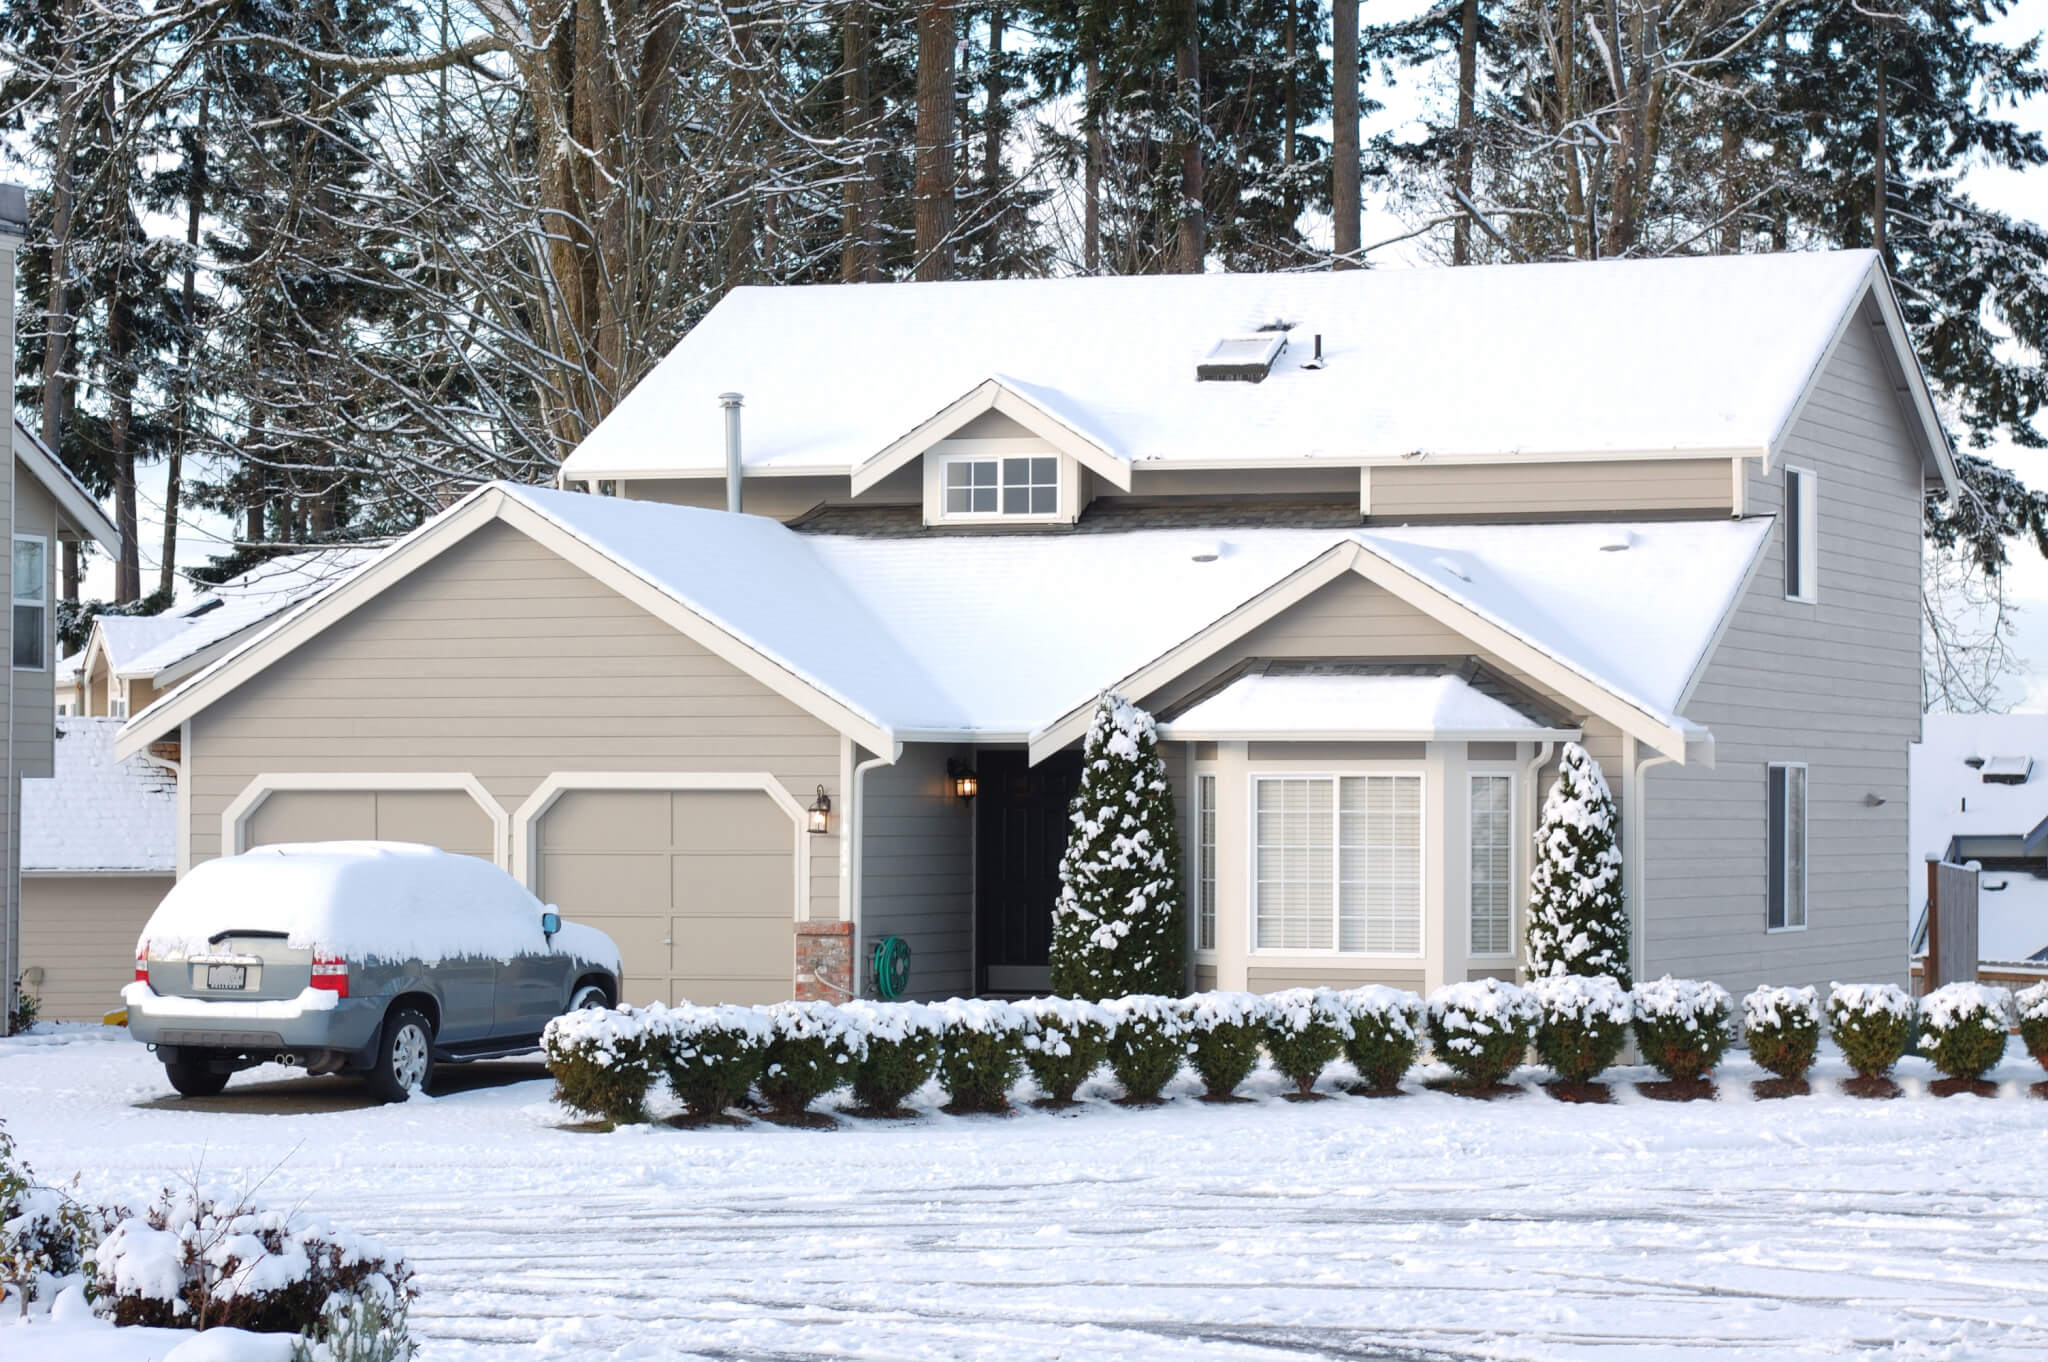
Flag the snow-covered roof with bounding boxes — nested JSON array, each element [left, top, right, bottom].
[[112, 546, 382, 682], [13, 417, 120, 551], [1969, 873, 2048, 964], [1159, 669, 1577, 742], [95, 615, 200, 673], [563, 252, 1946, 486], [1909, 713, 2048, 964], [22, 717, 176, 873]]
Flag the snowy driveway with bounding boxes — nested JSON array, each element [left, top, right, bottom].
[[6, 1026, 2048, 1360]]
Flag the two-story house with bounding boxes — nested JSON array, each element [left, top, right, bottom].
[[113, 251, 1949, 1011]]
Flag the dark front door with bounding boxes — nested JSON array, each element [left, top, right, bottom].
[[976, 748, 1082, 994]]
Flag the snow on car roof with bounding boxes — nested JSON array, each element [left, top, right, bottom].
[[564, 252, 1887, 481], [22, 717, 176, 873]]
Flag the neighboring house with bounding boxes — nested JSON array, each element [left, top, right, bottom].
[[19, 717, 176, 1020], [1, 184, 126, 1027], [115, 251, 1948, 1009], [1910, 712, 2048, 970]]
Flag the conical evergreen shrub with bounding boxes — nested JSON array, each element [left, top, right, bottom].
[[1526, 742, 1631, 986], [1051, 694, 1187, 999]]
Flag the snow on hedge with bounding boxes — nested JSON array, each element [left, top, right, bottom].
[[1743, 984, 1822, 1033], [1527, 973, 1632, 1028], [1632, 976, 1732, 1030], [929, 997, 1033, 1037], [2019, 980, 2048, 1024], [1917, 982, 2013, 1035], [1015, 997, 1117, 1057], [1182, 991, 1270, 1031]]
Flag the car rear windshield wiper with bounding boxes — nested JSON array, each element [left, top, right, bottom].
[[207, 929, 291, 943]]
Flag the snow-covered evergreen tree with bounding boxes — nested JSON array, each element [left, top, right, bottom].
[[1525, 742, 1631, 987], [1051, 694, 1186, 999]]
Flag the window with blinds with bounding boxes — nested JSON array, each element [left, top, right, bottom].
[[1255, 774, 1422, 954], [1196, 775, 1217, 951], [1469, 774, 1514, 955]]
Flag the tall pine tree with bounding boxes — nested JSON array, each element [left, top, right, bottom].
[[1525, 742, 1630, 986], [1051, 694, 1186, 999]]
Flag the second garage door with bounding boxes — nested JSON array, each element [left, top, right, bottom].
[[536, 788, 796, 1006], [244, 788, 497, 860]]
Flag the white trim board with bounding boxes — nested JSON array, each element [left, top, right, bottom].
[[851, 377, 1133, 497], [220, 772, 511, 867]]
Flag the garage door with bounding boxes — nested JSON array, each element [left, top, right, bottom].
[[21, 874, 177, 1021], [244, 788, 496, 860], [536, 788, 795, 1006]]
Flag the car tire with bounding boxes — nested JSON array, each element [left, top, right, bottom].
[[163, 1057, 231, 1098], [568, 981, 611, 1012], [364, 1007, 437, 1104]]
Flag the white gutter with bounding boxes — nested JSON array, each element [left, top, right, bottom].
[[848, 743, 902, 999], [1623, 739, 1680, 982], [1520, 741, 1554, 977]]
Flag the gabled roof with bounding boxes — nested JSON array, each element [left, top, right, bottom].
[[93, 615, 199, 675], [23, 717, 176, 873], [13, 418, 120, 550], [121, 486, 1769, 767], [560, 252, 1956, 494], [1157, 662, 1582, 743], [849, 376, 1133, 497]]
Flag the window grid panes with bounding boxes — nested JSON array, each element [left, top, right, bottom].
[[943, 456, 1057, 517], [1469, 775, 1514, 955], [1197, 775, 1216, 951], [1255, 775, 1423, 955], [1767, 764, 1808, 929], [12, 536, 45, 670]]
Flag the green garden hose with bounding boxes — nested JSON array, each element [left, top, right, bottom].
[[871, 935, 912, 1000]]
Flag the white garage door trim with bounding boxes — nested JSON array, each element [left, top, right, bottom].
[[222, 772, 510, 867], [511, 772, 809, 921]]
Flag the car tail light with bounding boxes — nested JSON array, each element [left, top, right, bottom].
[[311, 951, 350, 998], [134, 940, 149, 983]]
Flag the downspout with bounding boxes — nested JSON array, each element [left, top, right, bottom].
[[1624, 740, 1679, 983], [719, 393, 744, 514], [1520, 741, 1553, 977], [849, 743, 901, 998]]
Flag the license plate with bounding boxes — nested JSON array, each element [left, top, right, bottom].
[[206, 965, 247, 991]]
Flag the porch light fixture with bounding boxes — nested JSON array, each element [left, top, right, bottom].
[[808, 785, 832, 834], [947, 760, 979, 803]]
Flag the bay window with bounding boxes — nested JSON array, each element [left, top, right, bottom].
[[1254, 774, 1422, 954], [1469, 774, 1514, 955]]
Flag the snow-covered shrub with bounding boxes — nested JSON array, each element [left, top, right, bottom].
[[1261, 988, 1351, 1097], [934, 998, 1031, 1112], [1336, 987, 1425, 1093], [1525, 743, 1631, 986], [1631, 977, 1732, 1082], [1426, 979, 1538, 1089], [757, 1001, 857, 1117], [1827, 983, 1917, 1080], [2018, 982, 2048, 1072], [542, 1004, 663, 1124], [656, 1004, 771, 1119], [1917, 983, 2013, 1082], [1741, 986, 1823, 1081], [95, 1187, 414, 1338], [290, 1291, 415, 1362], [1015, 997, 1114, 1104], [1102, 994, 1190, 1102], [1181, 992, 1268, 1099], [1051, 695, 1186, 999], [839, 1000, 943, 1113], [1528, 974, 1632, 1085], [2, 1118, 106, 1304]]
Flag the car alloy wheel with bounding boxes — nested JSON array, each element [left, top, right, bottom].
[[569, 983, 609, 1011], [390, 1021, 431, 1092]]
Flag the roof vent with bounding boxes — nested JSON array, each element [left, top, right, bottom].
[[1191, 538, 1228, 563], [1197, 334, 1286, 383], [1431, 554, 1471, 583], [1981, 755, 2033, 785], [1598, 529, 1635, 552]]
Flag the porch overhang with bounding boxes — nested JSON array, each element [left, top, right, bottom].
[[1155, 665, 1581, 745]]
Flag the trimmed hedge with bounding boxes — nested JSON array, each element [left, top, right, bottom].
[[1827, 983, 1917, 1080], [1103, 995, 1190, 1102], [1528, 974, 1631, 1086], [1632, 976, 1732, 1082], [934, 999, 1031, 1112], [1262, 988, 1350, 1097], [2020, 981, 2048, 1074], [1427, 979, 1538, 1089], [1182, 992, 1268, 1099], [1918, 983, 2012, 1082], [1741, 986, 1822, 1082], [542, 1004, 664, 1124], [1016, 997, 1113, 1103], [759, 1001, 857, 1117], [1337, 987, 1425, 1093], [840, 1001, 944, 1113], [660, 1004, 771, 1119]]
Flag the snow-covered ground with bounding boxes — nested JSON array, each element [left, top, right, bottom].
[[7, 1024, 2048, 1360]]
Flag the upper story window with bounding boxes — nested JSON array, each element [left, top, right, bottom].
[[1784, 466, 1817, 602], [13, 535, 47, 670], [942, 455, 1057, 519]]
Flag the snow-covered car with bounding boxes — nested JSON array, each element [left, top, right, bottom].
[[125, 841, 621, 1102]]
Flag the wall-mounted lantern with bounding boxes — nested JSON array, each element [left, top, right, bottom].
[[947, 759, 979, 803], [808, 785, 832, 834]]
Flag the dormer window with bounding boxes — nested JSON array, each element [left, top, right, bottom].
[[941, 454, 1058, 519]]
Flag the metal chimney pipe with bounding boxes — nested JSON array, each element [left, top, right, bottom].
[[719, 392, 744, 514]]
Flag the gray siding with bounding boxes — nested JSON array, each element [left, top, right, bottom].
[[1368, 458, 1732, 521], [11, 470, 56, 777], [1644, 301, 1922, 994], [859, 744, 974, 1000], [185, 519, 847, 922]]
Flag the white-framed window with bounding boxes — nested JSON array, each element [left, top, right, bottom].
[[1767, 762, 1807, 931], [110, 680, 129, 720], [1469, 773, 1514, 955], [1784, 466, 1817, 602], [940, 454, 1058, 519], [1253, 773, 1423, 955], [12, 535, 47, 671], [1196, 774, 1217, 952]]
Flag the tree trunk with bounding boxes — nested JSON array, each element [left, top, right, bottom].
[[914, 0, 957, 280], [42, 1, 83, 602], [841, 0, 879, 282], [163, 89, 207, 598], [1174, 0, 1205, 273], [1452, 0, 1478, 264], [1084, 54, 1101, 273], [982, 4, 1006, 278], [1283, 0, 1297, 226], [109, 296, 139, 603], [1331, 0, 1359, 267]]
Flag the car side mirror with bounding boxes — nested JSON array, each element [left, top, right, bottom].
[[541, 911, 560, 938]]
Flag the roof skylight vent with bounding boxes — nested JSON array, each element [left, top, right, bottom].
[[1191, 538, 1228, 563], [1981, 755, 2033, 785], [1598, 529, 1635, 552], [1197, 333, 1287, 383]]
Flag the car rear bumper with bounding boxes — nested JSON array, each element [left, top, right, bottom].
[[123, 983, 386, 1062]]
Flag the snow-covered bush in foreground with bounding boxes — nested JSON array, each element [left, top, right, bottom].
[[1917, 983, 2013, 1082], [542, 1004, 663, 1124], [1181, 992, 1267, 1099], [1427, 979, 1538, 1089], [2, 1118, 107, 1306], [1631, 977, 1732, 1082], [934, 999, 1031, 1112], [1015, 997, 1113, 1104], [1261, 988, 1350, 1097], [1102, 994, 1190, 1102], [758, 1001, 858, 1117], [1741, 986, 1822, 1081], [658, 1004, 771, 1119], [1337, 987, 1425, 1093], [1827, 983, 1917, 1080], [839, 1000, 943, 1114], [1528, 974, 1631, 1086], [2018, 982, 2048, 1072], [95, 1186, 414, 1343]]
